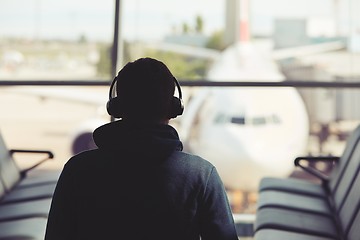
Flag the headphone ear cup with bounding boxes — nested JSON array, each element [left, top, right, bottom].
[[106, 97, 124, 118], [170, 96, 184, 118]]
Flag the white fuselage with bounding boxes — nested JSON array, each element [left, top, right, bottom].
[[179, 42, 309, 192]]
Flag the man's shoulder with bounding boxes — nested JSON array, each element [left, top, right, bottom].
[[65, 149, 102, 168], [170, 151, 214, 168]]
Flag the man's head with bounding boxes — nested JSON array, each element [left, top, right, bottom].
[[107, 57, 183, 122]]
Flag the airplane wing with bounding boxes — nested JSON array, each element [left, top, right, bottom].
[[271, 40, 345, 60], [2, 40, 345, 109], [3, 86, 108, 107], [138, 41, 221, 60], [142, 39, 346, 63]]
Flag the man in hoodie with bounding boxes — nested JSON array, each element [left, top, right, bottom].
[[45, 57, 238, 240]]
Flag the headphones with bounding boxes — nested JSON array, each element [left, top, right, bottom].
[[106, 76, 184, 119]]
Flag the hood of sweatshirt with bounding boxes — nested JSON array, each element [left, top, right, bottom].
[[92, 120, 183, 164]]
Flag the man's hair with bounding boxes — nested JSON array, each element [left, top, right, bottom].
[[115, 57, 175, 121]]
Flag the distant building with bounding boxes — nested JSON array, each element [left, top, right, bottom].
[[349, 31, 360, 53], [163, 33, 208, 47], [273, 19, 310, 49], [281, 50, 360, 124]]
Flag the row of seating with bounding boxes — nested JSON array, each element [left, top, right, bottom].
[[3, 125, 359, 239], [253, 125, 360, 240], [0, 131, 61, 239]]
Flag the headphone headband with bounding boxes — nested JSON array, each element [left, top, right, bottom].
[[108, 76, 117, 99], [173, 77, 182, 99], [106, 76, 184, 119], [108, 76, 182, 100]]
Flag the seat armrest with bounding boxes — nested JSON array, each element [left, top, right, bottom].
[[9, 149, 54, 177], [294, 156, 339, 183]]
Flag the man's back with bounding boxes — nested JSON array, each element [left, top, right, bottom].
[[45, 121, 238, 240]]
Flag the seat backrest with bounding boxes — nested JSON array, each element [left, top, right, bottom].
[[332, 132, 360, 212], [0, 132, 21, 191], [337, 161, 360, 239], [347, 205, 360, 240], [329, 125, 360, 193], [0, 179, 7, 200]]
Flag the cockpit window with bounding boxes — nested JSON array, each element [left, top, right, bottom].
[[231, 117, 246, 125], [215, 114, 246, 125], [215, 113, 281, 125], [272, 114, 281, 124], [214, 113, 227, 124], [250, 115, 281, 125], [251, 117, 266, 125]]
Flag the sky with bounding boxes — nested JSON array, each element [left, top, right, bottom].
[[0, 0, 357, 42]]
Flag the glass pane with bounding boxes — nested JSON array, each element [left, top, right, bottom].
[[0, 0, 114, 80], [1, 1, 359, 238]]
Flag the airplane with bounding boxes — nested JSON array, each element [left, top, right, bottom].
[[2, 0, 345, 202], [144, 0, 344, 194], [177, 0, 309, 193]]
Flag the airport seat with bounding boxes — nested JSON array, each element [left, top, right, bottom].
[[258, 124, 360, 197], [253, 129, 360, 240], [0, 182, 56, 204], [255, 208, 339, 238], [0, 131, 60, 239], [0, 131, 60, 204], [0, 147, 60, 189], [255, 124, 360, 215], [254, 229, 337, 240], [0, 198, 51, 222], [0, 217, 47, 240], [0, 167, 51, 223], [254, 175, 360, 240], [16, 169, 61, 188]]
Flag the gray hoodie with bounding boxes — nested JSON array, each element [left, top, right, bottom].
[[45, 120, 238, 240]]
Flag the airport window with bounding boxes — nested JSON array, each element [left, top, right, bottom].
[[251, 117, 266, 125], [271, 114, 281, 124], [1, 2, 360, 238], [214, 113, 227, 124], [0, 0, 115, 80]]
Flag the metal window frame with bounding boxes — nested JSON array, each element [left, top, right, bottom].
[[0, 80, 360, 88]]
